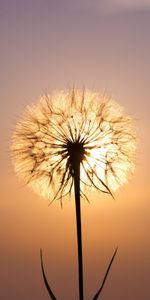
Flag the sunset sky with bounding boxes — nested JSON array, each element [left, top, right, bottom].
[[0, 1, 150, 299]]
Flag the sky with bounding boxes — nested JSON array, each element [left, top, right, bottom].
[[0, 1, 150, 299]]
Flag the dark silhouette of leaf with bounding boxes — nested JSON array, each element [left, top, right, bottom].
[[92, 247, 118, 300], [40, 248, 57, 300]]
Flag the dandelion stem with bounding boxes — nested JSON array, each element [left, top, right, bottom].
[[74, 163, 84, 300]]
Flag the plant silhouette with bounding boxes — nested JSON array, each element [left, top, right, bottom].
[[11, 89, 136, 300]]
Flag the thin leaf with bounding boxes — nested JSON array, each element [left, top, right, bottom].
[[40, 248, 57, 300], [92, 247, 118, 300]]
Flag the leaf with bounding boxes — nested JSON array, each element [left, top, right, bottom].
[[40, 248, 57, 300], [92, 247, 118, 300]]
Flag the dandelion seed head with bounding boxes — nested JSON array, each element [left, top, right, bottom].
[[11, 89, 136, 200]]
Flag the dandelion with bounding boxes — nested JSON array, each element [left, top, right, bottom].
[[11, 89, 136, 300], [12, 89, 136, 201]]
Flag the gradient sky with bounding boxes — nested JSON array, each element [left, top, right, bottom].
[[0, 1, 150, 299]]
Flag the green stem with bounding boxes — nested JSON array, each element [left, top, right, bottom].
[[74, 163, 84, 300]]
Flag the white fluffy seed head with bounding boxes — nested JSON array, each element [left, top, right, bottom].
[[11, 89, 136, 200]]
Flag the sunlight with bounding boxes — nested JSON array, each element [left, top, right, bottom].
[[11, 89, 136, 200]]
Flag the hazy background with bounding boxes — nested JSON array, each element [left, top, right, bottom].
[[0, 1, 150, 299]]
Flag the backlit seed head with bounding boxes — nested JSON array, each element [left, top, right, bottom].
[[11, 89, 136, 201]]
